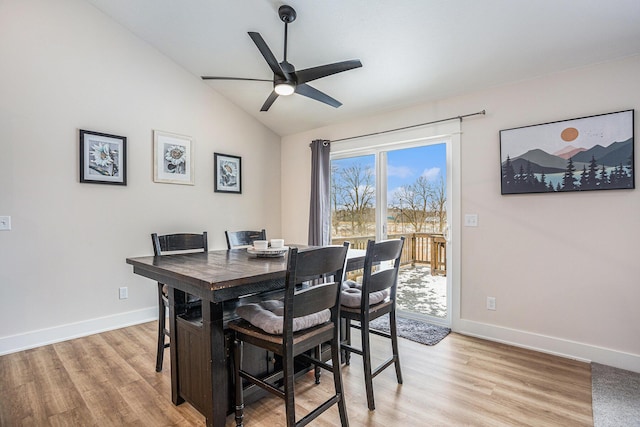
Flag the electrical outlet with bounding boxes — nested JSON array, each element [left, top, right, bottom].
[[487, 296, 496, 310], [0, 216, 11, 231], [119, 287, 128, 300]]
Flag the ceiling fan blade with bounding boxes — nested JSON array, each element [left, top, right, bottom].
[[260, 91, 279, 112], [248, 32, 286, 78], [201, 76, 272, 82], [295, 84, 342, 108], [295, 60, 362, 85]]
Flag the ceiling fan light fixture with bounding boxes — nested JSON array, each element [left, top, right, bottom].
[[274, 82, 295, 96]]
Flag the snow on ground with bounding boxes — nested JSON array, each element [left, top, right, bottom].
[[397, 265, 447, 318]]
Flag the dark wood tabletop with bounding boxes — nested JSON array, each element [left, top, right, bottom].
[[126, 246, 366, 303]]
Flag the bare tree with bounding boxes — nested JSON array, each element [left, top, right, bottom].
[[429, 175, 447, 232], [332, 162, 375, 236], [392, 174, 447, 233], [392, 176, 432, 232]]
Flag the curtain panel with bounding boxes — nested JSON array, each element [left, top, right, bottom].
[[308, 139, 331, 246]]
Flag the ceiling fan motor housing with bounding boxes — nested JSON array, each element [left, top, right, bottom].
[[279, 5, 297, 23]]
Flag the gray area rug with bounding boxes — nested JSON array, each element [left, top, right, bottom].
[[592, 362, 640, 426], [368, 316, 450, 346]]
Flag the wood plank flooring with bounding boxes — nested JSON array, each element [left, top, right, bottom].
[[0, 321, 593, 426]]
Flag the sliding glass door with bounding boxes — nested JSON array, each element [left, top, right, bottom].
[[331, 139, 451, 325]]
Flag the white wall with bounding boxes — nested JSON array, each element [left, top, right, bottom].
[[0, 0, 281, 353], [281, 55, 640, 372]]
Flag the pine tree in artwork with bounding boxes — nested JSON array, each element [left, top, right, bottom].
[[525, 161, 535, 187], [584, 156, 599, 190], [610, 164, 621, 187], [624, 153, 634, 188], [561, 157, 577, 191], [502, 156, 516, 193], [547, 181, 555, 192], [540, 172, 549, 192], [612, 163, 629, 188], [579, 165, 588, 190], [516, 163, 526, 191], [598, 164, 609, 188]]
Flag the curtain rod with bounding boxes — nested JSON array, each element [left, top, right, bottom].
[[329, 109, 486, 143]]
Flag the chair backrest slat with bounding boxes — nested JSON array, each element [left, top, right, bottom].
[[368, 269, 398, 293], [362, 237, 405, 303], [285, 243, 349, 328], [152, 232, 208, 255], [225, 229, 266, 249], [293, 282, 338, 318]]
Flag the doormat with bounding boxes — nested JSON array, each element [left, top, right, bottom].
[[368, 316, 450, 346]]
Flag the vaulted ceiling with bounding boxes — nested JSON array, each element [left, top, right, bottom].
[[87, 0, 640, 136]]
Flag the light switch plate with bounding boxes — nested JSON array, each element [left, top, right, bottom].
[[0, 216, 11, 231], [464, 214, 478, 227]]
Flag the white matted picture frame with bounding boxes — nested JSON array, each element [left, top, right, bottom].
[[214, 153, 241, 194], [79, 129, 127, 185], [153, 130, 194, 185]]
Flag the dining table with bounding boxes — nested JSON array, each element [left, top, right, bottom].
[[126, 245, 365, 427]]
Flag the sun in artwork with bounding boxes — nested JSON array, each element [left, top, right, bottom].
[[561, 127, 579, 142]]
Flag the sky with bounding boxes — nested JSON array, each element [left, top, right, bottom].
[[500, 110, 633, 161], [332, 142, 447, 200], [388, 144, 446, 191]]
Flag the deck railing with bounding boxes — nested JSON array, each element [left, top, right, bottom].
[[332, 232, 446, 275]]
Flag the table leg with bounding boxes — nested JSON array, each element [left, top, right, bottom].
[[168, 287, 185, 405], [202, 300, 227, 427]]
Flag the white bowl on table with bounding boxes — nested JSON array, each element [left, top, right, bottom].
[[270, 239, 284, 249], [253, 240, 268, 250]]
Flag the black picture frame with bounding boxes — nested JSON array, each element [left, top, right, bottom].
[[500, 110, 634, 194], [214, 153, 241, 194], [79, 129, 127, 185]]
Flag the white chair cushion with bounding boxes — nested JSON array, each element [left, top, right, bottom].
[[340, 280, 390, 308], [235, 300, 330, 335]]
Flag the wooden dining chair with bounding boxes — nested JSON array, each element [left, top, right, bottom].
[[340, 237, 405, 410], [225, 229, 266, 249], [151, 231, 208, 372], [229, 243, 350, 427]]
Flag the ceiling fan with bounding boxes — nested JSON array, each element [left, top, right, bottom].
[[201, 5, 362, 112]]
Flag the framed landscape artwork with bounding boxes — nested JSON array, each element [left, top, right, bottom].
[[153, 130, 194, 185], [214, 153, 241, 194], [500, 110, 634, 194], [79, 129, 127, 185]]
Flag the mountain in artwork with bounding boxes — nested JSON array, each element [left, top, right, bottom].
[[553, 145, 587, 159], [504, 138, 633, 172]]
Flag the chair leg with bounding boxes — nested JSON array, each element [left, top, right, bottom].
[[331, 336, 349, 427], [283, 346, 297, 427], [361, 321, 375, 411], [343, 318, 352, 365], [389, 311, 403, 384], [314, 345, 322, 384], [156, 286, 166, 372], [234, 338, 245, 427]]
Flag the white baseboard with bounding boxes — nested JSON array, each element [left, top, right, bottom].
[[455, 319, 640, 374], [0, 307, 157, 356]]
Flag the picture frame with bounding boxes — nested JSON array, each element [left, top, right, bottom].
[[214, 153, 241, 194], [500, 110, 634, 194], [79, 129, 127, 185], [153, 130, 194, 185]]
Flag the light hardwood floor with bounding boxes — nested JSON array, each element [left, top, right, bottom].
[[0, 321, 593, 426]]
